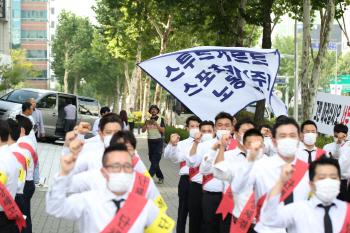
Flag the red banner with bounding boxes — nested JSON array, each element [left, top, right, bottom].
[[315, 148, 327, 161], [133, 156, 140, 167], [18, 142, 38, 168], [13, 152, 27, 173], [227, 138, 238, 151], [189, 166, 200, 181], [131, 172, 150, 197], [180, 161, 186, 169], [230, 191, 256, 233], [100, 193, 148, 233], [216, 185, 234, 220], [340, 203, 350, 233]]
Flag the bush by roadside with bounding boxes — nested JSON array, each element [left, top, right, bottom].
[[164, 126, 189, 143]]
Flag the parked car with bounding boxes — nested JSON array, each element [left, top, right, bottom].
[[0, 88, 100, 142]]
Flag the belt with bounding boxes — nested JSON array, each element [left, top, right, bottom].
[[203, 191, 222, 195], [15, 194, 23, 197], [233, 216, 256, 229], [181, 175, 189, 177], [191, 182, 202, 187]]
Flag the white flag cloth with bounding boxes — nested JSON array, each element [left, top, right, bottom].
[[138, 46, 287, 121]]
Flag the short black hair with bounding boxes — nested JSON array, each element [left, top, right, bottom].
[[16, 115, 32, 136], [100, 106, 110, 115], [234, 118, 256, 132], [199, 120, 214, 130], [66, 99, 72, 105], [309, 155, 341, 181], [102, 143, 129, 167], [301, 120, 317, 133], [215, 112, 233, 124], [99, 113, 123, 132], [186, 116, 202, 127], [7, 119, 20, 141], [110, 130, 137, 150], [334, 124, 348, 134], [22, 102, 32, 113], [272, 117, 299, 138], [0, 120, 9, 142], [259, 124, 272, 131], [243, 128, 263, 145]]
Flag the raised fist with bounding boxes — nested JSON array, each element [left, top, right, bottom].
[[247, 140, 263, 162], [65, 131, 77, 148], [170, 133, 180, 146], [59, 153, 78, 177], [76, 122, 91, 135], [194, 132, 202, 144], [221, 133, 232, 148], [211, 140, 222, 151], [69, 139, 84, 155], [279, 165, 295, 184]]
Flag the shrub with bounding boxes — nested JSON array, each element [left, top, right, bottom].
[[235, 110, 274, 126], [164, 126, 189, 143], [315, 135, 334, 149]]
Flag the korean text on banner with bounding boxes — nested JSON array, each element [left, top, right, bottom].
[[137, 46, 287, 121]]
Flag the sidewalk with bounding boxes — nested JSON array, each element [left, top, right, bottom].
[[32, 133, 187, 232]]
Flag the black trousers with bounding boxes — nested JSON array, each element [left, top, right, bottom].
[[188, 182, 206, 233], [23, 181, 35, 233], [0, 211, 15, 233], [148, 139, 164, 179], [129, 122, 134, 132], [202, 192, 231, 233], [337, 179, 348, 202], [64, 119, 76, 135], [177, 175, 190, 233], [15, 195, 24, 233]]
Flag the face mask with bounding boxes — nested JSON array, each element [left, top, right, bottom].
[[238, 133, 244, 145], [303, 133, 317, 146], [333, 137, 338, 143], [189, 128, 200, 138], [201, 133, 214, 142], [247, 148, 264, 161], [104, 168, 133, 193], [276, 138, 299, 158], [103, 135, 113, 148], [216, 130, 231, 140], [314, 178, 340, 203]]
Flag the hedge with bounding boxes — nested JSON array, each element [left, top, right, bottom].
[[164, 126, 189, 143], [315, 135, 334, 149]]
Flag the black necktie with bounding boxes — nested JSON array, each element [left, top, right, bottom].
[[304, 149, 316, 164], [113, 199, 125, 214], [317, 203, 335, 233], [284, 192, 294, 205]]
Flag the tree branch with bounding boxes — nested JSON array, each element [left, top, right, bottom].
[[248, 25, 256, 48], [337, 5, 350, 47], [309, 36, 315, 62], [148, 14, 163, 37], [164, 12, 174, 38]]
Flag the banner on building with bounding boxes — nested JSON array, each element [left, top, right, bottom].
[[137, 46, 287, 121], [312, 92, 350, 137]]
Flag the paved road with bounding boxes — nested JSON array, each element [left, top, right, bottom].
[[32, 134, 186, 233]]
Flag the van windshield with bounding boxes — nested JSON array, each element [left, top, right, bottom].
[[0, 90, 42, 103]]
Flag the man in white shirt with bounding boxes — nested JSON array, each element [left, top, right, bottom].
[[16, 115, 37, 233], [260, 124, 276, 157], [187, 111, 235, 233], [92, 107, 110, 136], [46, 143, 175, 233], [20, 102, 37, 150], [262, 155, 349, 233], [0, 120, 20, 232], [231, 116, 311, 233], [164, 115, 201, 233]]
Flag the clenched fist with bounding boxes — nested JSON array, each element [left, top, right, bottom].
[[279, 165, 295, 184], [65, 131, 78, 148], [69, 139, 84, 155], [220, 133, 232, 148], [194, 132, 202, 144], [170, 133, 180, 146], [59, 153, 78, 177], [76, 122, 91, 135], [247, 140, 263, 162]]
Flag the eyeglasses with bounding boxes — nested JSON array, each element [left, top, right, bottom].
[[104, 163, 133, 173]]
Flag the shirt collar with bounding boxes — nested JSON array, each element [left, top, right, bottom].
[[0, 144, 10, 153], [310, 194, 339, 209], [271, 154, 298, 168], [299, 142, 317, 151]]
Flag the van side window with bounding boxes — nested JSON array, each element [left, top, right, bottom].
[[37, 94, 57, 108], [78, 98, 98, 116]]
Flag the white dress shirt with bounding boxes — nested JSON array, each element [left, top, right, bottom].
[[323, 141, 350, 159], [338, 146, 350, 179], [231, 155, 311, 233], [0, 145, 19, 211], [17, 136, 35, 181], [9, 143, 29, 194], [296, 143, 329, 162], [92, 117, 101, 136], [20, 113, 37, 150], [46, 174, 161, 233], [186, 137, 218, 168], [262, 194, 348, 233], [68, 170, 160, 201], [164, 137, 195, 176], [263, 138, 277, 157]]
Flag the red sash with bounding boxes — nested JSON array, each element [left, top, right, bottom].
[[133, 156, 140, 167], [100, 193, 148, 233], [189, 166, 200, 181], [18, 142, 38, 168], [230, 191, 256, 233], [12, 152, 27, 173], [256, 159, 309, 223], [340, 203, 350, 233], [315, 148, 327, 161], [131, 172, 150, 197], [0, 182, 26, 231], [216, 185, 234, 219], [180, 161, 186, 169]]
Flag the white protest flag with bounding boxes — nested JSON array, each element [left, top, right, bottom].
[[138, 46, 287, 121]]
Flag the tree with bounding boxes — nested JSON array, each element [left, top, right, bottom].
[[338, 52, 350, 76], [51, 10, 94, 93], [0, 49, 40, 91]]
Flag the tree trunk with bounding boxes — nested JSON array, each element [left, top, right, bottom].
[[107, 96, 112, 109], [128, 42, 142, 109], [301, 0, 311, 122], [254, 0, 273, 126], [112, 92, 120, 113], [142, 75, 151, 122], [235, 0, 247, 47], [305, 0, 335, 120], [73, 76, 78, 95], [121, 81, 127, 111], [63, 51, 70, 93], [139, 71, 144, 112]]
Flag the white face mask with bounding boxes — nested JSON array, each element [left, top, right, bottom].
[[303, 133, 317, 146], [238, 133, 244, 145], [216, 130, 231, 140], [104, 168, 133, 193], [103, 135, 113, 148], [189, 128, 200, 138], [201, 133, 214, 142], [314, 178, 340, 203], [276, 138, 299, 158], [247, 148, 264, 161], [333, 137, 338, 143]]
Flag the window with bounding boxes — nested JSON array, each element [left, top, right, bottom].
[[21, 30, 47, 39], [3, 90, 42, 103], [51, 7, 54, 14], [78, 98, 99, 116], [51, 34, 54, 41], [27, 50, 47, 58], [37, 94, 56, 108], [21, 10, 47, 19], [50, 75, 55, 82], [51, 21, 54, 28]]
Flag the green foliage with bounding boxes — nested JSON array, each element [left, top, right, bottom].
[[315, 135, 334, 149], [338, 52, 350, 77], [235, 110, 273, 126], [164, 126, 189, 143]]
